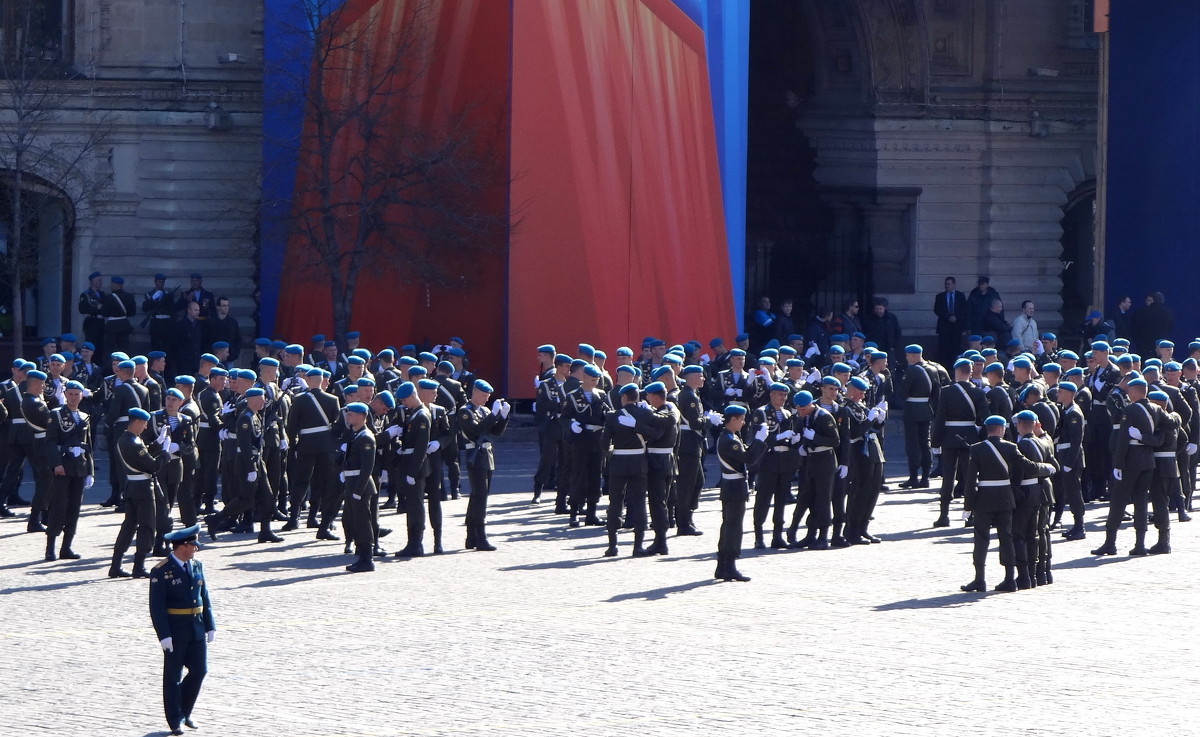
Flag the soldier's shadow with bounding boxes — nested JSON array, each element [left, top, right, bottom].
[[1, 578, 96, 594], [606, 579, 719, 602], [873, 592, 995, 610]]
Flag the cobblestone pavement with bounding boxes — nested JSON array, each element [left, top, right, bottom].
[[3, 429, 1198, 736]]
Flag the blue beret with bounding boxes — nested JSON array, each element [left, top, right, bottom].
[[644, 381, 667, 394], [1005, 339, 1021, 348], [1012, 357, 1033, 369], [1148, 390, 1169, 402], [1041, 363, 1061, 373], [630, 367, 642, 379], [984, 362, 1005, 374], [831, 362, 852, 374], [60, 333, 77, 343], [1112, 346, 1128, 355], [375, 390, 396, 409], [351, 349, 371, 360], [1129, 353, 1142, 363], [1041, 333, 1057, 341], [346, 331, 360, 340], [271, 340, 287, 350], [244, 387, 265, 398], [110, 276, 124, 284], [211, 341, 230, 350], [709, 338, 724, 348], [729, 349, 746, 357], [199, 353, 219, 365], [851, 332, 866, 340], [165, 388, 185, 401], [417, 379, 439, 391], [174, 375, 196, 385], [1127, 378, 1148, 388], [970, 355, 985, 364], [1057, 381, 1077, 393], [1064, 367, 1085, 378], [1014, 410, 1038, 423], [447, 347, 466, 358], [255, 338, 271, 347], [305, 367, 324, 377], [830, 334, 849, 343], [131, 355, 148, 366], [1058, 350, 1080, 361], [616, 346, 634, 357], [792, 390, 814, 407], [1157, 340, 1174, 348], [418, 352, 438, 364], [616, 365, 636, 375], [259, 357, 280, 368], [569, 359, 588, 372], [1144, 357, 1162, 368], [786, 359, 804, 368], [88, 271, 101, 280], [981, 348, 997, 357], [870, 352, 888, 362], [82, 342, 95, 351], [953, 358, 972, 370], [757, 356, 776, 366], [1185, 358, 1199, 369], [768, 382, 789, 393], [1190, 342, 1200, 351], [356, 377, 376, 388], [663, 353, 683, 365], [240, 369, 259, 381], [649, 340, 666, 349], [311, 334, 326, 343], [322, 341, 336, 348], [820, 376, 842, 388], [164, 524, 201, 545], [1115, 354, 1133, 365], [1092, 341, 1111, 351], [143, 351, 166, 362], [759, 348, 779, 358], [116, 361, 135, 371], [967, 335, 982, 342], [552, 354, 571, 367], [285, 344, 304, 355], [48, 353, 64, 364], [680, 365, 704, 376], [473, 379, 495, 393], [779, 346, 797, 356], [190, 273, 202, 280], [537, 344, 556, 354], [619, 382, 640, 396], [735, 333, 749, 342], [594, 350, 607, 360], [848, 376, 870, 391], [577, 343, 596, 357], [210, 368, 229, 378], [984, 415, 1007, 427], [342, 385, 359, 396], [343, 401, 368, 415], [407, 366, 428, 378], [1165, 361, 1182, 371], [398, 356, 419, 366], [980, 336, 996, 344], [651, 366, 673, 380], [155, 274, 167, 280], [10, 359, 23, 368], [723, 404, 748, 417], [450, 336, 464, 345], [128, 407, 150, 421], [905, 344, 923, 354], [787, 334, 803, 342], [64, 380, 85, 391], [347, 356, 365, 365], [40, 337, 55, 346], [828, 345, 845, 354]]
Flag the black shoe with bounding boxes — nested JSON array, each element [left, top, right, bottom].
[[0, 506, 13, 518], [183, 717, 198, 729], [554, 505, 568, 515], [1179, 511, 1192, 522], [170, 727, 185, 736], [203, 514, 221, 542], [1149, 542, 1172, 555], [724, 565, 751, 582], [26, 520, 46, 533], [131, 566, 150, 579], [631, 544, 653, 558], [848, 534, 870, 546], [272, 510, 289, 522], [899, 478, 917, 489], [346, 559, 375, 573], [257, 531, 284, 543], [770, 534, 787, 549], [584, 515, 605, 527], [1062, 527, 1086, 541], [677, 525, 703, 536], [394, 544, 424, 558], [108, 567, 132, 578], [932, 515, 950, 528], [280, 519, 299, 532], [993, 578, 1017, 592], [809, 538, 829, 551], [306, 518, 320, 529], [59, 548, 81, 560], [603, 545, 618, 557], [378, 527, 392, 538], [568, 519, 582, 528], [433, 542, 444, 554], [316, 528, 340, 541], [1128, 545, 1149, 556], [530, 494, 541, 505], [1035, 570, 1048, 586], [1091, 543, 1118, 556], [916, 477, 930, 488], [381, 498, 396, 510], [960, 579, 986, 592], [373, 546, 389, 557], [789, 534, 812, 550], [830, 536, 850, 548], [475, 540, 497, 552], [865, 533, 882, 543], [753, 535, 766, 550]]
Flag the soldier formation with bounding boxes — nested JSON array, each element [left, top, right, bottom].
[[2, 272, 1196, 590]]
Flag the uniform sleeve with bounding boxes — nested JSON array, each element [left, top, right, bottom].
[[199, 563, 215, 632], [148, 567, 171, 641]]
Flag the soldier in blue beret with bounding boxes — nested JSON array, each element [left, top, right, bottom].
[[563, 363, 612, 527], [714, 404, 761, 581], [109, 407, 168, 578], [459, 379, 510, 550], [1053, 381, 1087, 541], [149, 523, 215, 734], [1011, 410, 1058, 589], [897, 344, 937, 489], [930, 356, 989, 528], [79, 271, 107, 359]]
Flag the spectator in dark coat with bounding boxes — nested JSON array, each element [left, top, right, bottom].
[[862, 297, 902, 359], [980, 298, 1010, 344], [966, 276, 1001, 334], [774, 298, 797, 345], [204, 297, 242, 365], [172, 301, 206, 378], [1107, 295, 1133, 340], [1131, 291, 1174, 357]]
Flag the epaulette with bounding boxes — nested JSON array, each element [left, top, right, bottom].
[[153, 558, 170, 569]]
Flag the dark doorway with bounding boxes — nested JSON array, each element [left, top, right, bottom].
[[1059, 181, 1096, 348]]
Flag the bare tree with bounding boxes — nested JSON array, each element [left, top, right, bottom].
[[0, 0, 109, 358], [265, 0, 510, 341]]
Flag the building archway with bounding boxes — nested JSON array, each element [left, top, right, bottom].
[[0, 170, 75, 342], [1059, 180, 1097, 347]]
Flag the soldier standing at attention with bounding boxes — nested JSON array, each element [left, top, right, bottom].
[[148, 524, 215, 735], [1092, 377, 1165, 556], [459, 379, 510, 551], [44, 380, 93, 561], [930, 358, 988, 527], [715, 405, 766, 582], [79, 271, 106, 358], [897, 344, 938, 489], [110, 408, 168, 578], [393, 381, 432, 558], [341, 402, 378, 573], [103, 276, 137, 354]]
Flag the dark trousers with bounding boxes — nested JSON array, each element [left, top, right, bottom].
[[718, 480, 748, 559], [533, 426, 561, 491], [1083, 434, 1111, 500], [792, 456, 835, 530], [178, 458, 199, 527], [938, 445, 970, 513], [1037, 502, 1052, 569], [1105, 469, 1152, 538], [568, 443, 603, 514], [105, 330, 131, 354], [402, 474, 427, 546], [162, 638, 207, 729], [27, 449, 51, 514], [647, 472, 671, 533], [443, 438, 461, 493], [196, 439, 220, 509], [224, 464, 273, 522], [674, 452, 704, 530], [607, 470, 647, 532], [903, 420, 931, 476], [290, 451, 335, 521], [344, 489, 376, 555], [753, 468, 791, 532], [46, 474, 84, 542], [465, 462, 492, 527], [937, 330, 961, 368], [112, 496, 156, 562], [847, 459, 883, 535], [1152, 476, 1175, 532], [0, 441, 26, 503], [1012, 501, 1038, 568], [971, 507, 1014, 576], [1057, 471, 1085, 528]]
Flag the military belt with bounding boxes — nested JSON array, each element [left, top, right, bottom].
[[398, 448, 415, 455], [721, 472, 745, 480], [167, 606, 204, 615], [978, 480, 1009, 487], [197, 422, 210, 428], [104, 317, 126, 322], [299, 426, 329, 435], [1055, 443, 1071, 450], [808, 446, 833, 453], [1019, 479, 1039, 486], [463, 441, 492, 450], [772, 445, 792, 452], [152, 314, 171, 319], [343, 470, 361, 477], [1129, 439, 1144, 446], [612, 448, 644, 456], [9, 418, 24, 424], [945, 421, 975, 427], [1111, 424, 1121, 430], [647, 447, 673, 454], [906, 397, 930, 402], [583, 424, 603, 431], [33, 432, 45, 439], [1154, 452, 1175, 458], [126, 473, 150, 481]]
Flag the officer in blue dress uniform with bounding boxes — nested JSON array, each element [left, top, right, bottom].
[[148, 524, 215, 735]]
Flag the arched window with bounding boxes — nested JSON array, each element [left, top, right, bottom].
[[0, 0, 72, 65]]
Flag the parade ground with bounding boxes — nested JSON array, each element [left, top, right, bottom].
[[3, 432, 1197, 737]]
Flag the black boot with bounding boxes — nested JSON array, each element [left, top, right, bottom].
[[394, 541, 425, 557], [131, 553, 150, 579], [316, 521, 340, 541], [475, 524, 497, 551], [1016, 564, 1033, 590], [899, 473, 918, 489], [59, 533, 80, 559], [809, 527, 829, 550], [753, 528, 766, 550], [1129, 529, 1149, 556], [770, 528, 787, 549], [346, 552, 375, 573], [530, 486, 542, 505], [649, 530, 669, 556], [1150, 528, 1172, 554], [603, 531, 618, 557], [26, 512, 46, 534], [631, 529, 652, 557], [281, 513, 300, 532], [257, 521, 284, 543], [45, 534, 57, 562], [960, 565, 986, 592], [1091, 532, 1118, 556], [830, 523, 849, 548], [724, 557, 750, 582], [993, 565, 1017, 592], [714, 554, 728, 580]]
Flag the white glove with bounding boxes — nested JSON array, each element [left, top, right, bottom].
[[806, 369, 822, 384], [707, 411, 722, 426], [931, 447, 942, 456], [1128, 426, 1142, 440], [837, 465, 848, 479], [160, 637, 174, 653], [491, 399, 503, 415], [571, 420, 583, 434], [82, 388, 92, 398], [218, 429, 229, 441], [805, 343, 821, 358], [789, 432, 803, 445], [797, 446, 808, 456], [534, 377, 541, 389], [167, 443, 179, 454], [724, 387, 737, 396], [500, 401, 511, 418], [339, 472, 345, 482], [426, 440, 441, 453], [802, 428, 816, 440], [157, 425, 170, 441], [339, 443, 347, 452], [406, 475, 416, 485], [247, 471, 257, 482], [221, 402, 233, 414], [754, 424, 769, 442], [760, 367, 772, 380], [279, 436, 288, 451], [380, 470, 389, 484], [69, 446, 84, 457], [700, 354, 711, 365], [153, 289, 164, 300], [84, 475, 93, 489], [867, 408, 881, 422], [776, 430, 794, 441], [205, 631, 215, 644], [1034, 340, 1044, 355], [617, 413, 637, 428], [1062, 466, 1072, 473], [1113, 468, 1123, 481], [386, 425, 402, 438], [1188, 443, 1198, 456], [1006, 360, 1015, 371], [734, 388, 743, 397]]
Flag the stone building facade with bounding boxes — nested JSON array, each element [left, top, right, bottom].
[[1, 0, 262, 349], [747, 0, 1100, 344]]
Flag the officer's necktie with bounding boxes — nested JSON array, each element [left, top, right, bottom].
[[948, 292, 953, 313]]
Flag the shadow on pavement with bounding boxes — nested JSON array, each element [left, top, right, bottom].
[[499, 556, 623, 571], [873, 592, 993, 610], [1, 578, 97, 594], [606, 579, 719, 602]]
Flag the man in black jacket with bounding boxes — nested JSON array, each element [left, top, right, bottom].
[[933, 277, 968, 366]]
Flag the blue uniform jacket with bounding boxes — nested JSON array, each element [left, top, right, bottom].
[[149, 557, 215, 642]]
